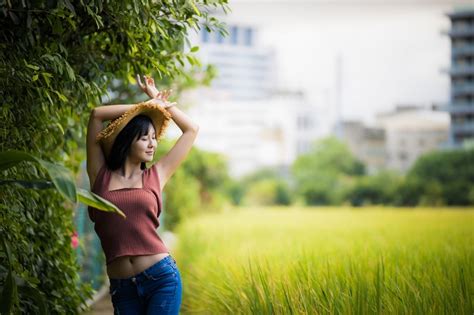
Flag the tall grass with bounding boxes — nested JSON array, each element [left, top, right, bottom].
[[173, 206, 474, 314]]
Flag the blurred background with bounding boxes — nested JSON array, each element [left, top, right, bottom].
[[148, 0, 474, 207], [172, 0, 472, 177], [1, 0, 473, 314]]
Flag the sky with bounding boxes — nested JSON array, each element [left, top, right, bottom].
[[219, 0, 473, 127]]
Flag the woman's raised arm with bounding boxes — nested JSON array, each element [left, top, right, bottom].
[[92, 104, 135, 122], [155, 104, 199, 191]]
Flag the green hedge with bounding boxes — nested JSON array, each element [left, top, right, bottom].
[[0, 1, 228, 313]]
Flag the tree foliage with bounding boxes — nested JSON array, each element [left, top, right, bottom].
[[292, 137, 365, 205], [291, 137, 473, 207], [404, 148, 474, 206], [346, 171, 402, 207], [224, 167, 292, 206], [154, 139, 231, 230]]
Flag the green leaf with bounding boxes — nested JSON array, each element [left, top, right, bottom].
[[41, 72, 52, 86], [53, 90, 68, 102], [189, 1, 201, 16], [190, 46, 199, 52], [17, 285, 47, 315], [25, 63, 39, 71], [155, 24, 169, 40], [133, 0, 139, 14], [63, 0, 76, 14], [77, 188, 126, 219], [0, 181, 125, 218], [8, 11, 19, 25], [0, 269, 16, 314], [176, 55, 185, 67], [0, 236, 13, 267], [55, 122, 65, 135], [44, 91, 54, 105], [32, 74, 39, 82], [0, 150, 77, 203], [0, 238, 17, 315], [26, 11, 32, 28], [0, 179, 54, 189], [186, 55, 195, 66], [64, 62, 75, 81]]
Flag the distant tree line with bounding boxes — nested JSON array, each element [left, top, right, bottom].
[[223, 137, 474, 207]]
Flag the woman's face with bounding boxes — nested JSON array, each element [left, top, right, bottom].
[[130, 124, 157, 163]]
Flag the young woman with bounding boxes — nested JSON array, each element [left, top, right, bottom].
[[86, 74, 199, 314]]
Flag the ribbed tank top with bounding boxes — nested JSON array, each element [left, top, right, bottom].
[[87, 163, 169, 264]]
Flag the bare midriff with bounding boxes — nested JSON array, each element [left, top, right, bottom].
[[106, 252, 170, 279]]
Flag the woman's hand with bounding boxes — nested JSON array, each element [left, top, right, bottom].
[[136, 74, 172, 101], [144, 98, 177, 109]]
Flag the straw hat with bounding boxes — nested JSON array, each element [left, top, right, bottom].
[[96, 100, 172, 161]]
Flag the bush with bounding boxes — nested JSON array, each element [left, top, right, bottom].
[[292, 137, 366, 205], [156, 140, 233, 229], [162, 167, 201, 230], [347, 171, 401, 206], [406, 148, 474, 206], [231, 167, 293, 206]]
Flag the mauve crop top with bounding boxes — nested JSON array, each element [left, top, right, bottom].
[[87, 163, 169, 264]]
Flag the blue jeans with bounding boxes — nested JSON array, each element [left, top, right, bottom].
[[108, 255, 182, 315]]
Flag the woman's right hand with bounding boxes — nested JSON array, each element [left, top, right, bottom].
[[145, 98, 177, 109]]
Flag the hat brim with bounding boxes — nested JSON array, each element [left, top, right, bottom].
[[96, 102, 172, 161]]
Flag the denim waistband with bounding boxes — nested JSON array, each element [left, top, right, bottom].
[[109, 255, 175, 287]]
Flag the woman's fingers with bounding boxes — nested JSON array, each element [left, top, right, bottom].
[[146, 75, 154, 86], [161, 89, 172, 100], [136, 74, 145, 89]]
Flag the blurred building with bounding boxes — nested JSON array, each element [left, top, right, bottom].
[[191, 24, 277, 100], [375, 105, 450, 173], [437, 7, 474, 147], [338, 121, 386, 174], [177, 89, 320, 178]]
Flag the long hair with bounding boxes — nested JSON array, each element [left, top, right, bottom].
[[107, 114, 155, 171]]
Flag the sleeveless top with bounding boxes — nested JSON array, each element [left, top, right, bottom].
[[87, 163, 169, 264]]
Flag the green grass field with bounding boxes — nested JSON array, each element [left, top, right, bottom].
[[173, 206, 474, 315]]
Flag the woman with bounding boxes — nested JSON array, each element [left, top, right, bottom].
[[86, 74, 199, 314]]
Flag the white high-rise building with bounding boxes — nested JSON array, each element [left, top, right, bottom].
[[169, 23, 322, 178], [190, 24, 277, 100]]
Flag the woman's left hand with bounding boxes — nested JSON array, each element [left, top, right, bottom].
[[136, 74, 172, 101]]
